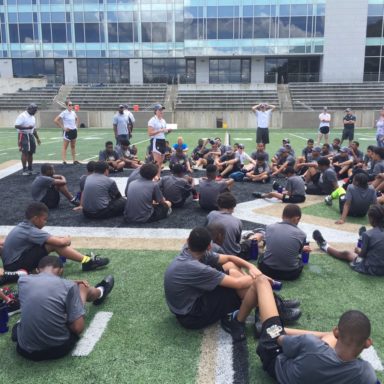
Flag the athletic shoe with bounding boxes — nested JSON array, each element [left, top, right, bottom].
[[274, 294, 300, 309], [82, 253, 110, 272], [272, 181, 280, 191], [313, 230, 327, 251], [93, 275, 114, 306], [243, 177, 250, 182], [221, 310, 246, 342], [274, 294, 302, 325], [0, 270, 28, 286], [376, 191, 382, 197], [167, 207, 172, 217], [7, 298, 20, 317], [324, 195, 333, 206], [73, 160, 81, 165], [70, 197, 80, 207], [215, 175, 223, 181], [252, 192, 264, 199], [254, 319, 263, 339], [21, 170, 29, 176], [358, 226, 367, 237], [62, 161, 67, 165], [192, 192, 199, 201]]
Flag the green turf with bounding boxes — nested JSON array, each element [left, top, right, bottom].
[[301, 201, 368, 225], [1, 250, 383, 383], [0, 127, 376, 164]]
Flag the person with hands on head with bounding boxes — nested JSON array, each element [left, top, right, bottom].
[[252, 103, 276, 147]]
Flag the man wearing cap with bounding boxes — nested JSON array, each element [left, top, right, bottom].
[[123, 104, 135, 139], [296, 146, 322, 183], [15, 103, 40, 176], [317, 107, 331, 145], [252, 103, 276, 147], [341, 108, 356, 146], [332, 147, 353, 179], [113, 105, 130, 145], [271, 147, 296, 177], [148, 104, 172, 178]]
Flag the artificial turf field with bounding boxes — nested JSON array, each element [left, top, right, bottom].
[[0, 126, 383, 384]]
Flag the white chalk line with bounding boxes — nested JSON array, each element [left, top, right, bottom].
[[361, 346, 384, 372], [72, 311, 113, 356], [288, 133, 308, 141], [215, 327, 234, 384]]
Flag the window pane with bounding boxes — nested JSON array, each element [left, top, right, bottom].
[[75, 23, 85, 42], [207, 19, 217, 39], [42, 23, 51, 42], [9, 24, 19, 43], [184, 19, 197, 39], [290, 16, 306, 38], [242, 17, 253, 38], [51, 23, 66, 43], [19, 23, 33, 42], [84, 23, 99, 42], [254, 17, 269, 38], [218, 18, 233, 39], [108, 22, 118, 42], [152, 22, 166, 42], [141, 22, 151, 42], [364, 57, 380, 73], [254, 5, 270, 17], [365, 46, 381, 56], [315, 16, 325, 37], [175, 21, 184, 42], [367, 16, 383, 37], [118, 22, 133, 42], [278, 17, 290, 38]]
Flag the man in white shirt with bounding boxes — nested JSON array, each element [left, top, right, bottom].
[[317, 106, 331, 145], [123, 104, 135, 139], [252, 103, 276, 147], [15, 103, 40, 176]]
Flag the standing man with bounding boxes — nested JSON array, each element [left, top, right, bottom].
[[341, 108, 356, 146], [113, 104, 129, 145], [251, 103, 276, 147], [317, 106, 331, 145], [124, 104, 135, 139], [54, 100, 79, 165], [15, 103, 40, 176]]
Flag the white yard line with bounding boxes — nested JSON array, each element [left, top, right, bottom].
[[288, 133, 308, 141], [72, 311, 113, 357], [82, 155, 98, 162], [215, 327, 234, 384], [360, 346, 384, 371]]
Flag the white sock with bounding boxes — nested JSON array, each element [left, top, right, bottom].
[[97, 286, 104, 298], [321, 243, 329, 252]]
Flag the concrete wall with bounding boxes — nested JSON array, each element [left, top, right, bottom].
[[196, 58, 209, 84], [64, 59, 78, 84], [39, 111, 89, 128], [251, 57, 265, 83], [0, 77, 47, 95], [130, 59, 143, 85], [0, 59, 13, 78], [322, 0, 368, 82]]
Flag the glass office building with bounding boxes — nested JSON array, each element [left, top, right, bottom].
[[0, 0, 378, 84]]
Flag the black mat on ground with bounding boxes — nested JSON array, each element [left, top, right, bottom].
[[0, 164, 279, 230]]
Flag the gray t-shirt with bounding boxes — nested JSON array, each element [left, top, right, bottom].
[[113, 113, 129, 136], [82, 173, 121, 213], [17, 273, 85, 352], [372, 160, 384, 176], [345, 184, 376, 216], [159, 175, 192, 205], [199, 178, 228, 210], [206, 211, 242, 255], [164, 247, 224, 315], [253, 162, 270, 175], [286, 175, 306, 197], [275, 334, 377, 384], [124, 178, 164, 223], [318, 167, 337, 194], [31, 175, 54, 201], [124, 168, 142, 197], [359, 227, 384, 275], [251, 150, 269, 163], [2, 221, 50, 266], [261, 221, 306, 271]]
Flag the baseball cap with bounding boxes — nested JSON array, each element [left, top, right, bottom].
[[313, 146, 322, 152], [282, 138, 290, 143], [279, 146, 288, 153], [340, 146, 349, 153], [345, 108, 351, 112], [27, 103, 38, 114], [153, 103, 165, 111], [238, 144, 245, 149], [323, 106, 328, 110], [118, 104, 124, 109]]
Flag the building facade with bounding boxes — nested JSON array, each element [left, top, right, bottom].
[[0, 0, 379, 85]]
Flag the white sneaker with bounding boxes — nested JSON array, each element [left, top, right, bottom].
[[324, 195, 332, 206]]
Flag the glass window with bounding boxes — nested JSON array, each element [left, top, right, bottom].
[[141, 22, 151, 42], [243, 5, 253, 17], [51, 23, 66, 43], [279, 5, 290, 17], [315, 16, 325, 37], [51, 12, 65, 23], [8, 13, 18, 23], [254, 17, 270, 38], [152, 22, 167, 42], [184, 18, 197, 39], [184, 7, 198, 19], [291, 5, 307, 16], [18, 13, 32, 23], [278, 17, 290, 38], [74, 12, 83, 22], [84, 12, 99, 22], [207, 6, 217, 18], [107, 11, 117, 22], [19, 23, 33, 42], [365, 46, 381, 56], [84, 23, 100, 42], [108, 22, 118, 42], [218, 6, 233, 18], [290, 16, 306, 38], [75, 23, 85, 42], [364, 57, 380, 73], [9, 24, 19, 43], [367, 16, 383, 37], [368, 4, 384, 16], [254, 5, 270, 17], [207, 18, 217, 39], [242, 17, 253, 39], [118, 22, 133, 42], [175, 21, 184, 42], [42, 23, 51, 43], [218, 18, 233, 39]]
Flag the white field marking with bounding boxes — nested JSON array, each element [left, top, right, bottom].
[[360, 346, 384, 371], [0, 152, 7, 156], [83, 137, 104, 140], [288, 133, 308, 140], [358, 138, 375, 141], [72, 311, 113, 357], [131, 138, 150, 146], [82, 155, 98, 162], [215, 327, 234, 384], [47, 153, 56, 156], [233, 137, 252, 141]]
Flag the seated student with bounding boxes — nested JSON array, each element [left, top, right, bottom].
[[99, 141, 125, 172], [336, 173, 377, 224], [320, 143, 332, 158], [79, 160, 96, 193], [349, 141, 364, 167], [370, 147, 384, 191], [191, 138, 210, 167], [253, 167, 306, 204], [301, 138, 314, 162], [164, 227, 301, 341], [271, 146, 295, 177], [255, 276, 377, 383], [330, 137, 341, 156], [1, 202, 109, 273], [172, 136, 188, 154], [163, 140, 173, 164], [332, 146, 353, 179], [306, 157, 340, 196], [124, 163, 172, 223], [169, 147, 192, 174], [215, 150, 241, 179], [295, 146, 321, 182], [313, 204, 384, 276], [257, 204, 310, 281], [363, 145, 376, 175], [195, 140, 221, 169], [246, 142, 270, 173], [199, 164, 234, 211], [31, 163, 78, 208], [13, 256, 114, 361], [159, 163, 197, 207], [245, 154, 271, 183], [115, 139, 141, 169], [206, 222, 226, 254], [124, 166, 142, 197], [234, 144, 255, 169], [206, 192, 242, 256]]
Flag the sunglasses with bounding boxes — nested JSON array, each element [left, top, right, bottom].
[[68, 104, 73, 106]]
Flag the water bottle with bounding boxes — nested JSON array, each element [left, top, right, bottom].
[[249, 239, 258, 260], [0, 301, 9, 333], [277, 185, 284, 193], [301, 241, 310, 264], [272, 280, 283, 291], [357, 235, 363, 249]]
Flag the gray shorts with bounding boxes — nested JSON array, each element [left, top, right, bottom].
[[18, 133, 36, 154]]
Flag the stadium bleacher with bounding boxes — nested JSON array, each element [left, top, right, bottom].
[[289, 82, 384, 111]]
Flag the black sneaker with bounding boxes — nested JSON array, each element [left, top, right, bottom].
[[0, 270, 28, 286], [82, 253, 110, 272], [358, 226, 367, 237], [274, 294, 302, 325], [221, 311, 246, 342], [7, 299, 20, 316], [93, 275, 114, 306], [312, 230, 327, 251], [254, 319, 263, 339], [252, 192, 264, 199], [70, 197, 80, 207], [274, 293, 300, 309], [272, 181, 280, 191]]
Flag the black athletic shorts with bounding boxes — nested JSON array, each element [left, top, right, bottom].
[[18, 133, 36, 154], [319, 126, 330, 134], [305, 183, 327, 195], [256, 128, 270, 144], [117, 134, 130, 145], [282, 195, 306, 204], [258, 262, 303, 281], [176, 286, 241, 330], [41, 186, 60, 209], [256, 316, 285, 379], [147, 204, 169, 222], [4, 244, 48, 272], [64, 129, 77, 141], [151, 138, 166, 155], [341, 128, 354, 141], [83, 197, 125, 220]]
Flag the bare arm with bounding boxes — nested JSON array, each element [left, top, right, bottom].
[[218, 254, 262, 279], [336, 200, 351, 224], [68, 316, 85, 335], [54, 115, 63, 129], [45, 235, 71, 247], [147, 125, 170, 137]]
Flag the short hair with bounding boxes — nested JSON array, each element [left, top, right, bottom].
[[206, 222, 226, 243], [105, 141, 113, 147], [367, 145, 376, 152], [38, 255, 63, 270], [140, 163, 158, 180], [206, 164, 217, 177], [307, 138, 314, 144], [25, 202, 48, 220], [352, 141, 359, 147], [256, 154, 266, 162], [337, 310, 371, 347], [333, 138, 341, 144], [322, 143, 330, 149], [353, 172, 368, 189], [187, 227, 211, 252], [86, 160, 96, 173], [198, 138, 204, 146], [317, 157, 330, 167], [282, 204, 301, 219], [368, 204, 384, 228], [65, 100, 72, 106], [40, 163, 53, 175], [373, 147, 384, 159], [283, 166, 295, 175], [171, 163, 185, 175], [94, 161, 109, 174], [120, 139, 130, 147], [217, 192, 237, 209]]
